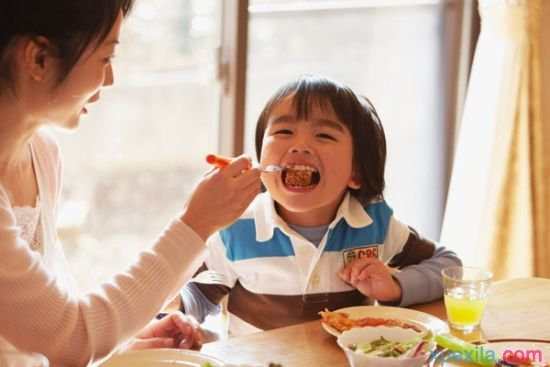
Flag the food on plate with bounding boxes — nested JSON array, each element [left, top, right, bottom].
[[348, 336, 423, 358], [319, 309, 423, 333], [337, 327, 435, 367]]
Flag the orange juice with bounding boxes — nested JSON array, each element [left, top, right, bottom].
[[444, 289, 487, 330]]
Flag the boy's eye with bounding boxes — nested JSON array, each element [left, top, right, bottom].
[[273, 129, 293, 135], [317, 133, 336, 141]]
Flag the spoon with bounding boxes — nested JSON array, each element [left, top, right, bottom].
[[260, 164, 283, 173], [206, 154, 282, 174]]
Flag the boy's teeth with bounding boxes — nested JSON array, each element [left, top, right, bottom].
[[286, 164, 317, 172]]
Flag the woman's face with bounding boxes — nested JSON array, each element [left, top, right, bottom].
[[44, 12, 123, 129], [260, 95, 360, 226]]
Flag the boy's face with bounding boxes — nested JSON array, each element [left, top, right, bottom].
[[260, 95, 360, 226]]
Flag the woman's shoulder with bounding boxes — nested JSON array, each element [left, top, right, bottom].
[[30, 128, 62, 170], [31, 128, 60, 152], [0, 185, 16, 227]]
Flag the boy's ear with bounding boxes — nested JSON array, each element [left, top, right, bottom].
[[21, 36, 56, 83], [348, 172, 361, 190]]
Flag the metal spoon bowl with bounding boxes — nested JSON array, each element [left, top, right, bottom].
[[260, 164, 283, 173]]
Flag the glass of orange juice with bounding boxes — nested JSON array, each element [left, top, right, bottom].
[[442, 266, 492, 332]]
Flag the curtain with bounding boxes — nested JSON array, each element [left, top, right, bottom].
[[440, 0, 548, 279]]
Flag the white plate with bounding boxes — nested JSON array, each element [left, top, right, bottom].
[[100, 349, 225, 367], [321, 305, 448, 337]]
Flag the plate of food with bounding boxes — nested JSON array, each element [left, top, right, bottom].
[[319, 306, 448, 337], [100, 348, 224, 367]]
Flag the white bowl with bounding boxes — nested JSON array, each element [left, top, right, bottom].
[[100, 349, 224, 367], [336, 326, 434, 367]]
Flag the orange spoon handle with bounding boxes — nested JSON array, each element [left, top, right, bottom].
[[205, 154, 232, 168]]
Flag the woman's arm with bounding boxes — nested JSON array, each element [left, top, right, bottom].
[[0, 192, 205, 366], [0, 155, 260, 367]]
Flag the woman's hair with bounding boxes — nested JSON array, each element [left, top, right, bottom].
[[255, 75, 387, 205], [0, 0, 134, 90]]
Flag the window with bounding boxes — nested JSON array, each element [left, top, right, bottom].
[[55, 0, 222, 290], [245, 0, 465, 240], [55, 0, 468, 291]]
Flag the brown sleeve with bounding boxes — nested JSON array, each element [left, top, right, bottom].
[[191, 263, 208, 277], [186, 263, 231, 306], [387, 227, 436, 269]]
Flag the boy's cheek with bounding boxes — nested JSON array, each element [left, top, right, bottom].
[[260, 175, 278, 193]]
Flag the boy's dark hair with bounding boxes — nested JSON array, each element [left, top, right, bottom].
[[0, 0, 134, 90], [255, 75, 387, 205]]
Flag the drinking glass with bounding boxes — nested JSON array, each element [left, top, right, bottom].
[[442, 266, 492, 332]]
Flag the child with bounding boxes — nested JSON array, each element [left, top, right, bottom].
[[178, 75, 461, 336]]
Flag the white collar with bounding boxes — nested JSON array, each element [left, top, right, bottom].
[[253, 192, 373, 243]]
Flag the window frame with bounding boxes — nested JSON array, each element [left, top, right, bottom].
[[218, 0, 250, 156]]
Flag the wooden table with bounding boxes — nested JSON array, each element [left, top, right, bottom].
[[201, 278, 550, 366]]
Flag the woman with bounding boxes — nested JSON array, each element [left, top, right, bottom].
[[0, 1, 261, 366]]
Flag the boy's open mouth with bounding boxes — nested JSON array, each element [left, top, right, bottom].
[[282, 164, 321, 189]]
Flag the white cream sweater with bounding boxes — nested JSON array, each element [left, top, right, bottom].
[[0, 130, 206, 366]]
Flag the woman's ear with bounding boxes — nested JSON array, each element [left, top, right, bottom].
[[21, 36, 56, 83]]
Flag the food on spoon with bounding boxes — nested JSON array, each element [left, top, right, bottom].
[[283, 165, 320, 187], [285, 168, 312, 186]]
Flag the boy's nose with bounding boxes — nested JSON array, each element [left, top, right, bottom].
[[289, 145, 312, 155]]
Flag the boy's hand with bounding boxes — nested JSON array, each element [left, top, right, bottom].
[[338, 258, 402, 303]]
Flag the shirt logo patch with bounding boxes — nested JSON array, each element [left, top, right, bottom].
[[343, 245, 381, 266]]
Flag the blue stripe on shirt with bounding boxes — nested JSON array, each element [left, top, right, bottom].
[[220, 220, 294, 261], [219, 201, 393, 261], [324, 201, 393, 252]]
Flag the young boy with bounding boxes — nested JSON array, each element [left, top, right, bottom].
[[177, 75, 461, 336]]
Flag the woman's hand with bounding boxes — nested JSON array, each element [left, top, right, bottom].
[[181, 155, 262, 240], [338, 258, 402, 303], [126, 312, 203, 351]]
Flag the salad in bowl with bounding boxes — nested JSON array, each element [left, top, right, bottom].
[[336, 326, 435, 367]]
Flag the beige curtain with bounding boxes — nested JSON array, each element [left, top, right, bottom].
[[441, 0, 549, 279]]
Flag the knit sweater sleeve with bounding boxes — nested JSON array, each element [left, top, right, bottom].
[[0, 187, 206, 367]]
